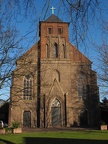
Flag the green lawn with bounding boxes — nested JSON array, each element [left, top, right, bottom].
[[0, 130, 108, 144]]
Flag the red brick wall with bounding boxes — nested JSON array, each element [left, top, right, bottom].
[[40, 22, 69, 59]]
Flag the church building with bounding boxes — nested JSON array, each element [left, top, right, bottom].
[[9, 13, 100, 128]]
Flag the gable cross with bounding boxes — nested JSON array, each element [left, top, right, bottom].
[[50, 6, 55, 14]]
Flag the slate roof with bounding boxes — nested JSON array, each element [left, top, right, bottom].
[[45, 14, 63, 22]]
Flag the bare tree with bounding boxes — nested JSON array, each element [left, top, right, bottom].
[[93, 17, 108, 98], [96, 41, 108, 98], [0, 0, 36, 101], [0, 10, 20, 99], [60, 0, 101, 48]]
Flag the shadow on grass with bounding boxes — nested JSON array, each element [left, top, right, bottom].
[[0, 139, 14, 144], [24, 137, 108, 144]]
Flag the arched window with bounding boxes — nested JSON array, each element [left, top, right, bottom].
[[63, 44, 66, 58], [54, 43, 58, 58], [23, 75, 32, 100], [46, 44, 50, 58]]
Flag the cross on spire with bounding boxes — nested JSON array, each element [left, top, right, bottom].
[[50, 6, 55, 14]]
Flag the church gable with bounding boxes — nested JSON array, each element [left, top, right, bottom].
[[16, 42, 39, 66], [69, 43, 91, 63], [11, 43, 39, 93]]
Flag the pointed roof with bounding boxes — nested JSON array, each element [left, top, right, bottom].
[[45, 14, 63, 22]]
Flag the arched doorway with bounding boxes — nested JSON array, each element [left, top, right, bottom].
[[23, 111, 31, 127], [51, 98, 61, 127]]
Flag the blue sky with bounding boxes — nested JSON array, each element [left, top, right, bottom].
[[17, 0, 108, 54]]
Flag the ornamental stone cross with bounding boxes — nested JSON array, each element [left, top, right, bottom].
[[50, 6, 55, 14]]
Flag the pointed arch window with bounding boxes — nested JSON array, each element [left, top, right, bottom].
[[52, 98, 61, 107], [46, 44, 50, 58], [23, 75, 32, 100], [54, 43, 58, 58], [63, 44, 66, 58]]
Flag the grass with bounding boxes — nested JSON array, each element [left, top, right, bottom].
[[0, 130, 108, 144]]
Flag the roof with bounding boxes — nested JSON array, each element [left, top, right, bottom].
[[44, 14, 63, 22], [69, 42, 92, 64]]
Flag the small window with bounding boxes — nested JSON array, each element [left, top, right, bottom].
[[58, 27, 62, 34], [48, 28, 52, 34]]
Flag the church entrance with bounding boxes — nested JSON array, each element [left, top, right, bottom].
[[23, 111, 31, 127], [51, 98, 61, 127]]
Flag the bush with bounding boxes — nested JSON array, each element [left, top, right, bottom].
[[0, 125, 3, 129], [12, 122, 20, 128], [5, 127, 13, 133], [100, 121, 106, 125]]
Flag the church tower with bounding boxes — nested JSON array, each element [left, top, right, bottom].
[[39, 14, 69, 60], [37, 14, 70, 127]]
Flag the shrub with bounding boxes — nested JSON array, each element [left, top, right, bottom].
[[5, 127, 13, 133], [0, 125, 3, 129], [100, 121, 106, 125], [12, 121, 20, 128]]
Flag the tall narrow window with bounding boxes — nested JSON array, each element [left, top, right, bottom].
[[23, 75, 32, 100], [46, 44, 50, 58], [63, 44, 66, 58], [54, 43, 58, 58], [78, 73, 86, 100], [78, 83, 85, 99], [51, 98, 61, 126]]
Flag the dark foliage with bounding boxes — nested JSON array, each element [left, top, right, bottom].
[[100, 97, 108, 124]]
